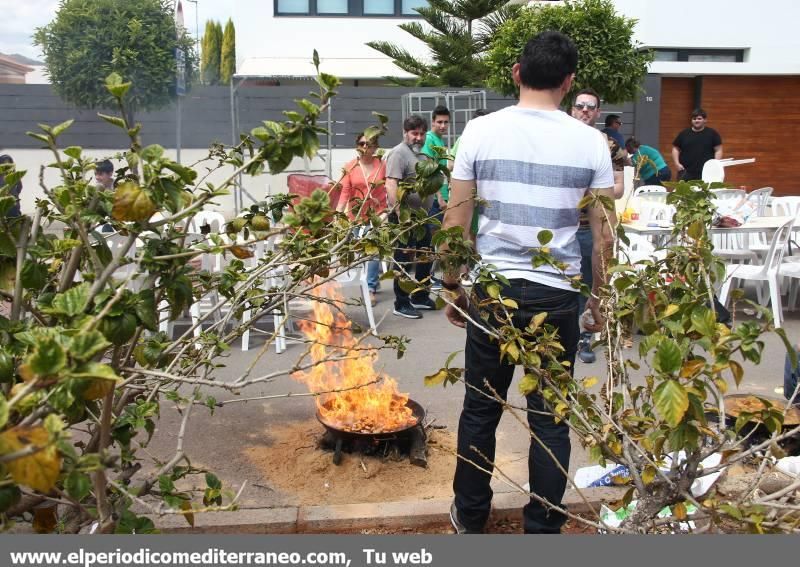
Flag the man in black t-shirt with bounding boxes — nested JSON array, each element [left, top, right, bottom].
[[671, 108, 723, 181]]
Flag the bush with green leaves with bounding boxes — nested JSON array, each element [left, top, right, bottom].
[[486, 0, 652, 103], [430, 181, 800, 533], [0, 53, 456, 532], [34, 0, 197, 126]]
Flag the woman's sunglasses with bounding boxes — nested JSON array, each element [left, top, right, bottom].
[[357, 141, 376, 148]]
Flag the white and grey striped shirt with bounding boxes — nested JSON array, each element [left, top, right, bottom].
[[452, 105, 614, 291]]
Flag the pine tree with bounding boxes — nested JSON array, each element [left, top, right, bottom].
[[367, 0, 520, 87], [201, 20, 222, 85], [220, 19, 236, 85]]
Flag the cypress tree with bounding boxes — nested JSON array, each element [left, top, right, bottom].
[[220, 19, 236, 84]]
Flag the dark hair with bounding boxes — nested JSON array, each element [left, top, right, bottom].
[[432, 105, 450, 119], [0, 154, 13, 165], [574, 88, 600, 108], [691, 108, 707, 119], [473, 108, 491, 117], [605, 114, 621, 127], [518, 31, 578, 90], [355, 131, 378, 146], [625, 137, 640, 151], [95, 159, 113, 175], [403, 114, 428, 132]]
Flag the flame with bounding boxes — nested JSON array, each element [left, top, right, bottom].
[[292, 283, 417, 433]]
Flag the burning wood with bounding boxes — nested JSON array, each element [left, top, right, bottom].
[[292, 283, 419, 434]]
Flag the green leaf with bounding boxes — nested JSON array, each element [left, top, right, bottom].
[[205, 472, 222, 490], [50, 119, 74, 138], [69, 362, 121, 382], [27, 337, 67, 377], [70, 331, 111, 362], [134, 289, 158, 332], [537, 229, 553, 245], [728, 360, 744, 387], [0, 233, 16, 257], [141, 144, 165, 161], [654, 339, 682, 374], [51, 283, 90, 317], [654, 380, 689, 427], [105, 73, 131, 99], [64, 471, 91, 502], [97, 113, 126, 129], [0, 396, 7, 429], [690, 306, 716, 336]]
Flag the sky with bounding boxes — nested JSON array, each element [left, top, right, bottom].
[[0, 0, 233, 61]]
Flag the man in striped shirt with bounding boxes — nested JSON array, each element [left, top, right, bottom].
[[441, 31, 615, 534]]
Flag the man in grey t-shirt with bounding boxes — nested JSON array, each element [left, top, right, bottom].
[[385, 115, 436, 319]]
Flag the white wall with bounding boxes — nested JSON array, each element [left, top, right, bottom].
[[612, 0, 800, 75], [10, 147, 363, 220], [233, 0, 429, 62]]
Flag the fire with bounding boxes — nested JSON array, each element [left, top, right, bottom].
[[292, 283, 417, 433]]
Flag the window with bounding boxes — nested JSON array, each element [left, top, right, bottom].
[[274, 0, 427, 16], [364, 0, 394, 14], [317, 0, 348, 13], [652, 48, 744, 63], [276, 0, 310, 13], [401, 0, 426, 14]]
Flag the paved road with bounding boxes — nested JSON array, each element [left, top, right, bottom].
[[147, 284, 800, 509]]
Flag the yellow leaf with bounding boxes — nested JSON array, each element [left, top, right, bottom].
[[486, 283, 500, 299], [680, 359, 705, 379], [501, 297, 518, 309], [0, 426, 61, 493], [641, 465, 656, 485], [18, 363, 36, 383], [673, 501, 688, 520], [423, 369, 448, 387], [582, 376, 599, 389], [729, 360, 744, 386], [662, 304, 680, 318], [111, 181, 157, 222], [32, 504, 58, 533], [230, 245, 254, 260], [529, 312, 548, 332], [81, 378, 115, 401], [181, 500, 195, 527]]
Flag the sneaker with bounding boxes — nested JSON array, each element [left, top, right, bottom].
[[430, 278, 443, 291], [449, 501, 481, 534], [369, 291, 377, 306], [410, 296, 437, 310], [393, 304, 422, 319], [578, 338, 596, 364]]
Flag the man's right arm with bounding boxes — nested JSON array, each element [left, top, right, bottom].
[[385, 177, 399, 211], [671, 146, 684, 171]]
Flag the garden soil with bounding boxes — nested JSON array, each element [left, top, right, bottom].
[[242, 421, 460, 505]]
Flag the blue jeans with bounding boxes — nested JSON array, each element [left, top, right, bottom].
[[643, 166, 672, 186], [454, 280, 578, 533], [784, 349, 800, 405], [367, 259, 380, 292], [390, 213, 432, 309]]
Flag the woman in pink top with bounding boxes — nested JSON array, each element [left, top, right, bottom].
[[336, 133, 387, 220], [335, 132, 387, 303]]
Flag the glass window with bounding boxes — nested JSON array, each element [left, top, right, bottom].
[[654, 50, 678, 61], [402, 0, 427, 15], [687, 53, 737, 62], [277, 0, 310, 13], [317, 0, 348, 13], [364, 0, 395, 14]]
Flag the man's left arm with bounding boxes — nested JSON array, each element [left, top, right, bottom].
[[586, 186, 617, 332], [713, 130, 723, 159], [439, 177, 476, 328]]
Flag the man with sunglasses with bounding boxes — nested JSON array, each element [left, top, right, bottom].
[[672, 108, 723, 181], [571, 89, 625, 364]]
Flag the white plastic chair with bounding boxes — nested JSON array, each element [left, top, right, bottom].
[[702, 159, 725, 183], [634, 185, 667, 197], [333, 261, 377, 334], [718, 217, 796, 328]]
